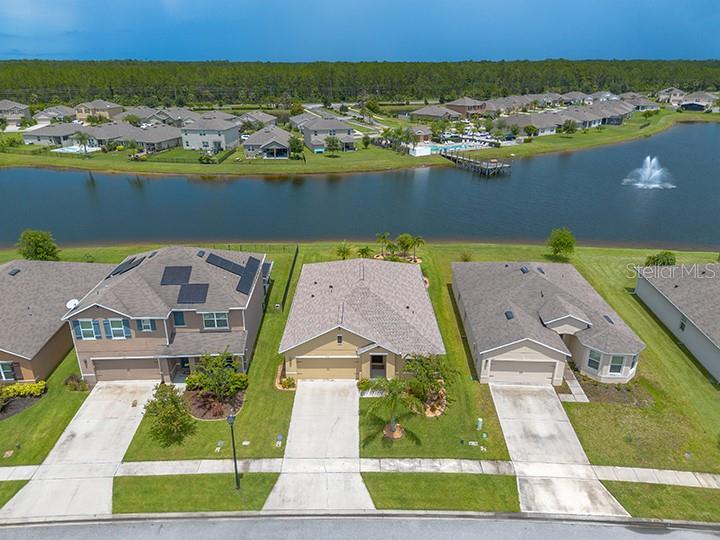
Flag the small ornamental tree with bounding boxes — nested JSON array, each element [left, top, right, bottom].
[[289, 135, 304, 158], [123, 114, 141, 127], [366, 378, 423, 436], [362, 133, 371, 149], [404, 355, 458, 404], [0, 118, 7, 132], [324, 135, 341, 156], [17, 229, 60, 261], [144, 384, 196, 447], [376, 232, 390, 257], [524, 124, 539, 137], [562, 119, 577, 134], [289, 101, 304, 116], [190, 350, 248, 402], [336, 241, 352, 260], [357, 246, 372, 258], [547, 227, 576, 259], [644, 251, 677, 266], [396, 233, 414, 257]]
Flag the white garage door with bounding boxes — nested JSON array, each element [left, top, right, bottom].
[[489, 359, 556, 384], [295, 358, 359, 380]]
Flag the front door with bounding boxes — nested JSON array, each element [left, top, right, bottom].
[[370, 354, 386, 378]]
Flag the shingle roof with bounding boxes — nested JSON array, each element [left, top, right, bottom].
[[64, 247, 266, 319], [447, 97, 484, 107], [640, 264, 720, 348], [280, 259, 445, 356], [76, 99, 122, 110], [453, 262, 645, 356], [410, 105, 460, 119], [290, 111, 319, 127], [239, 110, 276, 124], [242, 125, 291, 149], [0, 260, 113, 359], [0, 99, 29, 111], [33, 105, 75, 119], [115, 106, 159, 122], [301, 117, 353, 132], [183, 113, 240, 131]]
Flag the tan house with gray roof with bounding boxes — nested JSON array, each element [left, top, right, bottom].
[[0, 99, 31, 126], [0, 260, 112, 383], [453, 262, 644, 385], [62, 247, 271, 384], [75, 99, 123, 122], [280, 259, 445, 380]]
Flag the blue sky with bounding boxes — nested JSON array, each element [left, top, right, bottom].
[[1, 0, 718, 61]]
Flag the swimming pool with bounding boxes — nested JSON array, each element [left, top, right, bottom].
[[51, 145, 102, 154]]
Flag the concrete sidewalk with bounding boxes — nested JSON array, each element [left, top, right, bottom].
[[0, 382, 155, 520], [263, 381, 374, 511]]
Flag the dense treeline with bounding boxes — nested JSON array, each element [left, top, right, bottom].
[[1, 60, 719, 106]]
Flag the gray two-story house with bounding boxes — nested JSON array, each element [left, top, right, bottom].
[[301, 118, 355, 153], [62, 247, 271, 384]]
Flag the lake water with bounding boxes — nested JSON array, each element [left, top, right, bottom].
[[1, 122, 718, 249]]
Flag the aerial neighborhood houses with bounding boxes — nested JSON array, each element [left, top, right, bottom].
[[0, 247, 272, 385], [0, 99, 31, 127]]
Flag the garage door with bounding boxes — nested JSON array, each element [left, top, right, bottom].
[[94, 359, 161, 381], [488, 360, 556, 384], [295, 358, 359, 380]]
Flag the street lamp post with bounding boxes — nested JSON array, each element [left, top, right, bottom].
[[227, 414, 240, 490]]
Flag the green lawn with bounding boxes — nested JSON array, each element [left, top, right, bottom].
[[603, 481, 720, 522], [0, 351, 88, 466], [0, 141, 445, 175], [113, 473, 278, 513], [468, 110, 720, 160], [148, 147, 204, 163], [0, 480, 27, 509], [362, 473, 519, 512]]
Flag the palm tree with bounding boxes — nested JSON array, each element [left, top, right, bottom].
[[375, 232, 389, 257], [366, 378, 423, 436], [336, 241, 352, 260], [357, 246, 372, 258], [411, 235, 425, 262], [72, 131, 90, 156]]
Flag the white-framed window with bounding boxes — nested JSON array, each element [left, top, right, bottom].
[[79, 320, 96, 340], [588, 349, 601, 371], [0, 362, 16, 381], [108, 319, 126, 339], [139, 319, 153, 332], [609, 356, 624, 374], [203, 312, 229, 330]]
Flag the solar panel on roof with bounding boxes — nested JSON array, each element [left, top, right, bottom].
[[206, 253, 244, 276], [149, 251, 158, 258], [108, 257, 136, 277], [161, 266, 192, 285], [116, 256, 145, 275], [236, 256, 261, 295], [177, 283, 209, 304]]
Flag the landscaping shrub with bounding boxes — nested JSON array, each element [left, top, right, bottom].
[[644, 251, 676, 266], [2, 381, 47, 399], [459, 250, 473, 262], [16, 229, 60, 261], [144, 383, 196, 447], [188, 351, 248, 401], [64, 373, 88, 392], [281, 377, 296, 390], [357, 378, 371, 392]]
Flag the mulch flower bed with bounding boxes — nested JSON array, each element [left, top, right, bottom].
[[576, 373, 654, 407], [0, 396, 41, 421], [183, 390, 245, 420]]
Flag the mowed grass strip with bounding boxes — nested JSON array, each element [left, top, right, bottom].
[[0, 351, 88, 466], [602, 481, 720, 522], [0, 480, 28, 509], [113, 473, 278, 513], [362, 473, 519, 512]]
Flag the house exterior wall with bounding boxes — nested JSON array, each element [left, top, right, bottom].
[[23, 132, 74, 147], [242, 273, 266, 360], [636, 277, 720, 382], [182, 127, 240, 151], [76, 106, 123, 122], [564, 334, 638, 383]]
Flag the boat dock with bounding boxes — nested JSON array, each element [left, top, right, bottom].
[[440, 151, 512, 176]]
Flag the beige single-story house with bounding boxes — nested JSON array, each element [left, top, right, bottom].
[[453, 262, 644, 385], [635, 264, 720, 382], [33, 105, 76, 125], [279, 259, 445, 380], [0, 260, 112, 382], [62, 247, 271, 385]]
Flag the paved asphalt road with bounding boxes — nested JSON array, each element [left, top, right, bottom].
[[1, 517, 718, 540]]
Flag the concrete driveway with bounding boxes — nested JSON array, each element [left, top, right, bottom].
[[490, 383, 628, 517], [0, 381, 155, 519], [264, 380, 374, 511]]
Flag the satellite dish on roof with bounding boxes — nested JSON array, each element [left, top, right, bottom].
[[66, 299, 80, 310]]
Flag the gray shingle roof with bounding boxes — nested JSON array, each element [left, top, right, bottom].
[[76, 99, 122, 110], [290, 111, 319, 127], [0, 260, 113, 359], [0, 99, 29, 111], [640, 264, 720, 348], [280, 259, 445, 356], [453, 262, 644, 356], [242, 125, 291, 149], [301, 117, 353, 132], [239, 110, 276, 124], [410, 105, 460, 119], [447, 97, 484, 107], [34, 105, 75, 119], [64, 247, 266, 319], [160, 330, 247, 357], [115, 106, 159, 122]]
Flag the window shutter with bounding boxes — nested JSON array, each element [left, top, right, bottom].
[[72, 320, 82, 339], [136, 320, 143, 331], [102, 320, 112, 338], [150, 320, 156, 331], [123, 319, 132, 338], [11, 362, 23, 381]]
